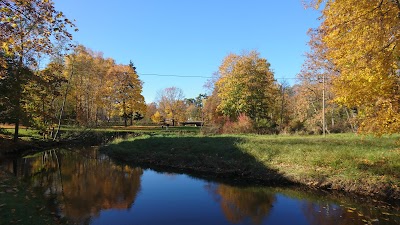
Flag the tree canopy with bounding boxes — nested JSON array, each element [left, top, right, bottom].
[[215, 51, 277, 122], [310, 0, 400, 134]]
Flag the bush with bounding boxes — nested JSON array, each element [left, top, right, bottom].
[[222, 114, 254, 134], [200, 125, 221, 135], [253, 118, 278, 134]]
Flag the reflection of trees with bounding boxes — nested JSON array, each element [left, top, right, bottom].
[[206, 184, 275, 224], [5, 148, 143, 222]]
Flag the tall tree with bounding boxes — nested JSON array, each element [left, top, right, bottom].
[[310, 0, 400, 134], [110, 63, 144, 127], [1, 0, 75, 141], [156, 87, 185, 126], [184, 94, 207, 121], [215, 51, 278, 123], [25, 61, 66, 135], [145, 102, 157, 124]]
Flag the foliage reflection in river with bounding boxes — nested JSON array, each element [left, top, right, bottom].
[[2, 148, 142, 223], [206, 183, 275, 224]]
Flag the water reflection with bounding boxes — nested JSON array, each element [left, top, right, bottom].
[[1, 149, 143, 223], [1, 149, 399, 225], [206, 183, 275, 224]]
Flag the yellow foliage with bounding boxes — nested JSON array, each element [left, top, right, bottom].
[[312, 0, 400, 134], [151, 111, 164, 124], [215, 50, 277, 120]]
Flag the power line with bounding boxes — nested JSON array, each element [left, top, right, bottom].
[[138, 73, 211, 78], [138, 73, 298, 80]]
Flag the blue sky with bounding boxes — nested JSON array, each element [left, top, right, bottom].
[[53, 0, 321, 103]]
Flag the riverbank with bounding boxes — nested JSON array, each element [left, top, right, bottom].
[[0, 130, 139, 156], [101, 133, 400, 200], [0, 126, 199, 155]]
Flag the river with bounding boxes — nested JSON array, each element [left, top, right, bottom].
[[1, 147, 399, 225]]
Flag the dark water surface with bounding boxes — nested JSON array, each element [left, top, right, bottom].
[[1, 148, 399, 225]]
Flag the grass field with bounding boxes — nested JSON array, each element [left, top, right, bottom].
[[101, 133, 400, 199]]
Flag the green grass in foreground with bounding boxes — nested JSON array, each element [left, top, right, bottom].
[[102, 133, 400, 198]]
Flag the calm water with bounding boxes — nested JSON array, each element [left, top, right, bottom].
[[1, 148, 399, 225]]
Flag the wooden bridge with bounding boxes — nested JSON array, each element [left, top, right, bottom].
[[179, 121, 204, 127]]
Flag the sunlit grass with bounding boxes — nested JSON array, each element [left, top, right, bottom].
[[102, 133, 400, 198]]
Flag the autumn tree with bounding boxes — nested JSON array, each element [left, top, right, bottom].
[[151, 111, 164, 124], [309, 0, 400, 135], [144, 102, 157, 124], [202, 89, 222, 125], [1, 0, 75, 141], [125, 61, 146, 125], [185, 94, 207, 121], [215, 51, 278, 130], [25, 61, 66, 135], [63, 46, 100, 125], [110, 62, 144, 127], [0, 55, 33, 127], [203, 72, 223, 125], [156, 87, 185, 126]]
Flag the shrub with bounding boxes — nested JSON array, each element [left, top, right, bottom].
[[253, 118, 278, 134], [222, 114, 254, 134]]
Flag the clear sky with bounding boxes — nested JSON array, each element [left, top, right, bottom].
[[53, 0, 321, 103]]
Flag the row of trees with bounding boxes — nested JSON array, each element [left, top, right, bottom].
[[198, 50, 355, 134], [1, 43, 146, 137], [1, 0, 146, 141], [147, 36, 393, 135], [144, 87, 206, 126], [60, 45, 146, 127], [144, 50, 339, 134]]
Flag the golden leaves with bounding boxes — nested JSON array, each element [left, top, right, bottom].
[[312, 0, 400, 134], [215, 50, 277, 120], [0, 0, 76, 63]]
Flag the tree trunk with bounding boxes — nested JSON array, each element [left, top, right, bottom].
[[54, 55, 75, 141], [13, 58, 23, 142]]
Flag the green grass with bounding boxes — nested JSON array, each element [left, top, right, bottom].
[[90, 125, 201, 134], [101, 133, 400, 199], [1, 128, 42, 140]]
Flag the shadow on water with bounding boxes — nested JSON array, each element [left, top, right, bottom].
[[104, 136, 292, 186]]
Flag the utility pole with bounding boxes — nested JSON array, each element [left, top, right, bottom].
[[322, 74, 326, 137]]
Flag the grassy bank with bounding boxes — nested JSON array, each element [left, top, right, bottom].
[[0, 125, 200, 154], [101, 133, 400, 200]]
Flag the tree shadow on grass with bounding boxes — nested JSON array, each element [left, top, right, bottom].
[[103, 136, 294, 187]]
